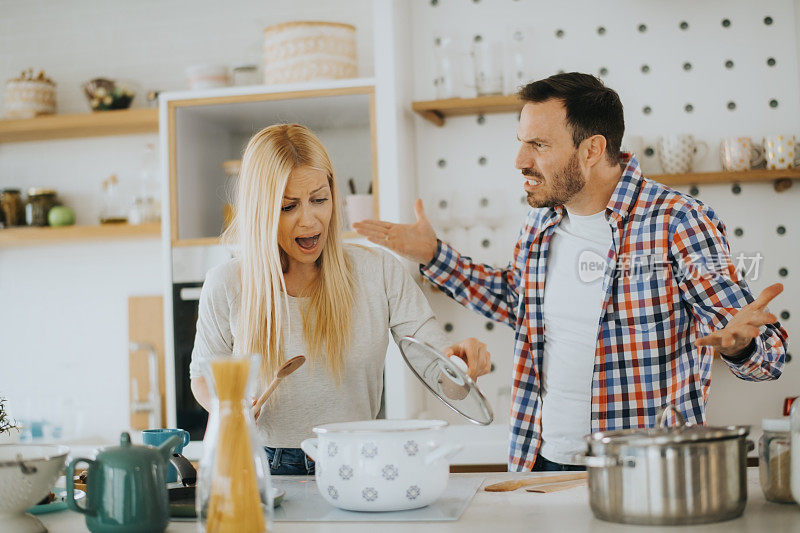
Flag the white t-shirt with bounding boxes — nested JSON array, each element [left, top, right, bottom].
[[540, 209, 612, 465]]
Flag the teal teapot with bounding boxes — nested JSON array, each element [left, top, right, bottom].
[[66, 431, 182, 533]]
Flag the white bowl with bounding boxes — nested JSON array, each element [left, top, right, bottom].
[[301, 420, 461, 512], [0, 445, 69, 533]]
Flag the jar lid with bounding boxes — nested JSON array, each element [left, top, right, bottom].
[[762, 417, 790, 432], [222, 159, 241, 176], [232, 63, 258, 72], [587, 404, 749, 446], [1, 188, 20, 194], [27, 188, 57, 196]]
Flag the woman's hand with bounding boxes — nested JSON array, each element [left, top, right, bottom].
[[444, 338, 492, 381], [251, 398, 262, 421]]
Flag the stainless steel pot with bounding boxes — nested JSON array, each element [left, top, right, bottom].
[[575, 405, 751, 526]]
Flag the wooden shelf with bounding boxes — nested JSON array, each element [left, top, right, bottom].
[[0, 222, 160, 247], [411, 95, 523, 126], [0, 109, 158, 143], [172, 231, 361, 248], [653, 168, 800, 189]]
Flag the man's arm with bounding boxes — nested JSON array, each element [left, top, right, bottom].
[[355, 199, 531, 329], [420, 236, 525, 328], [670, 204, 788, 381]]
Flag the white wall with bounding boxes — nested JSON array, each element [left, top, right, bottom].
[[0, 0, 374, 441]]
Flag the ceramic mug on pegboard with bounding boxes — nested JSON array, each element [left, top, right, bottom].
[[657, 134, 709, 174], [763, 134, 799, 170], [720, 137, 765, 172]]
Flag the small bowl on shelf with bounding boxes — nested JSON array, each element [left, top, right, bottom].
[[82, 78, 139, 111]]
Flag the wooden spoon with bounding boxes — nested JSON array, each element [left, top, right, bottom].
[[252, 355, 306, 419], [484, 472, 587, 492], [525, 479, 587, 493]]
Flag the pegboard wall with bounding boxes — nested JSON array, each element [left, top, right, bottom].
[[407, 0, 800, 429]]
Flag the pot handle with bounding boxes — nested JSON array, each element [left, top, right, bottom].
[[656, 404, 686, 428], [425, 443, 463, 465], [573, 453, 636, 468], [300, 438, 318, 462], [66, 457, 96, 516]]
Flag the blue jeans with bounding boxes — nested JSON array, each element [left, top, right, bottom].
[[533, 454, 586, 472], [265, 447, 315, 476]]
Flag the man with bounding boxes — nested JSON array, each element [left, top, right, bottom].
[[354, 72, 788, 472]]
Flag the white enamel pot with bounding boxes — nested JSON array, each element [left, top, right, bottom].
[[300, 419, 462, 511]]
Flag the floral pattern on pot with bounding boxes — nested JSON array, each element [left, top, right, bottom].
[[382, 464, 399, 481], [404, 440, 419, 456], [361, 442, 378, 458], [338, 465, 353, 480], [362, 487, 378, 502], [406, 485, 421, 500], [327, 442, 338, 457], [327, 486, 339, 500]]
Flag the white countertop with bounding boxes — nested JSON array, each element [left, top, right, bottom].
[[40, 468, 799, 532]]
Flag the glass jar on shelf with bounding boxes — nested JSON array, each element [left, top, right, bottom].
[[99, 174, 128, 224], [25, 188, 58, 226], [0, 188, 25, 227], [129, 144, 161, 225]]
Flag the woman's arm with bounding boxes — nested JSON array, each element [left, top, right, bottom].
[[381, 250, 492, 379], [190, 377, 211, 412], [189, 264, 236, 412]]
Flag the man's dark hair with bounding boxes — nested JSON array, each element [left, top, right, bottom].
[[518, 72, 625, 164]]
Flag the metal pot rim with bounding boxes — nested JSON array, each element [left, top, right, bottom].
[[586, 425, 749, 447]]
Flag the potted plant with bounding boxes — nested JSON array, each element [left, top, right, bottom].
[[0, 397, 20, 444]]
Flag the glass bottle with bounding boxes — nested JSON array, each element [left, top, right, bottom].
[[197, 355, 273, 532], [129, 144, 161, 225], [99, 174, 128, 224]]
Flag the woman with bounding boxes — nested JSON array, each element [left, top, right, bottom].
[[190, 124, 491, 475]]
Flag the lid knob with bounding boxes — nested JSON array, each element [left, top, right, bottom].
[[120, 432, 132, 447]]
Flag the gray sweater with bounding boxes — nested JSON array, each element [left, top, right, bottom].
[[190, 245, 448, 447]]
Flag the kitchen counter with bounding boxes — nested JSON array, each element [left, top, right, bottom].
[[40, 468, 799, 532]]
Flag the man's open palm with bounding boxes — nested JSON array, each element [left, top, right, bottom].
[[696, 283, 783, 356], [353, 199, 439, 265]]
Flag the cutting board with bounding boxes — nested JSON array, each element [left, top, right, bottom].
[[271, 476, 483, 522], [128, 295, 166, 429]]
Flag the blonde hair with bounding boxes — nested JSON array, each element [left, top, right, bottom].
[[222, 124, 354, 382]]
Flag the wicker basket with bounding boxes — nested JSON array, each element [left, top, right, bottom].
[[4, 72, 56, 119], [262, 21, 357, 85]]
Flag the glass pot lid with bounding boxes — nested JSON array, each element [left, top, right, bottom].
[[397, 336, 493, 425]]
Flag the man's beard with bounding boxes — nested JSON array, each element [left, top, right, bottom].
[[525, 152, 585, 208]]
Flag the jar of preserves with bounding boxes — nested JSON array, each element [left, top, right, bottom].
[[759, 417, 793, 503], [25, 188, 58, 226], [0, 188, 25, 226]]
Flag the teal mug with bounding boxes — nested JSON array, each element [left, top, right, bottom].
[[142, 428, 190, 482]]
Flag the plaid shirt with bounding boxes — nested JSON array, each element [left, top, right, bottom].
[[421, 154, 788, 471]]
